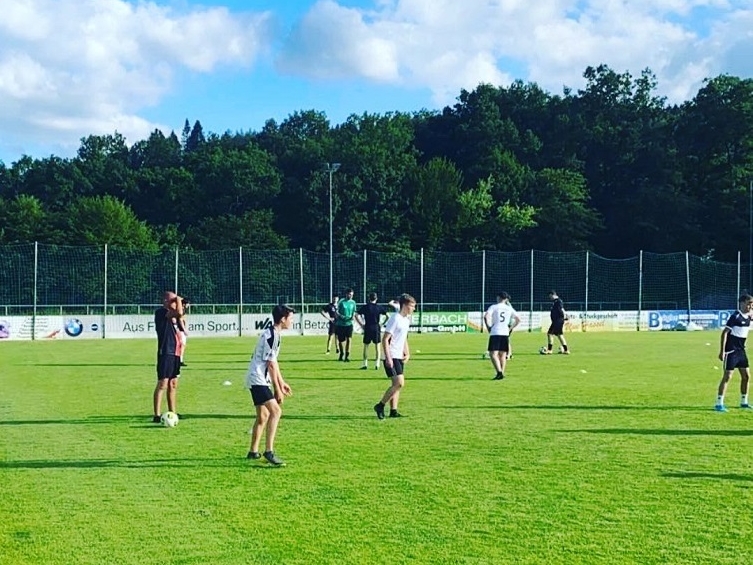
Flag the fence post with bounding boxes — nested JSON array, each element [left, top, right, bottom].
[[299, 248, 305, 335], [737, 251, 741, 303], [584, 250, 589, 333], [174, 247, 179, 295], [529, 249, 534, 333], [239, 247, 243, 337], [481, 250, 486, 333], [103, 244, 108, 339], [363, 250, 367, 304], [637, 250, 643, 331], [419, 248, 424, 333], [32, 242, 38, 341], [685, 250, 691, 324]]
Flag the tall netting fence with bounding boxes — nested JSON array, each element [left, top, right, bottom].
[[0, 244, 747, 333]]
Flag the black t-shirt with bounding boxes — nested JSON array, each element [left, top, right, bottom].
[[155, 307, 179, 355], [550, 298, 565, 322], [358, 303, 388, 328], [322, 302, 337, 322]]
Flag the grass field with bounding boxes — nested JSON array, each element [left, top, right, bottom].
[[2, 331, 753, 564]]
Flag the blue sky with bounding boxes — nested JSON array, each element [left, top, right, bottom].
[[1, 0, 752, 164]]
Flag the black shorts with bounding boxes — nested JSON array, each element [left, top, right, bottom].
[[250, 385, 275, 406], [724, 350, 749, 371], [384, 358, 405, 379], [363, 326, 381, 345], [328, 321, 336, 336], [336, 325, 353, 340], [548, 319, 565, 336], [487, 335, 510, 352], [156, 354, 181, 380]]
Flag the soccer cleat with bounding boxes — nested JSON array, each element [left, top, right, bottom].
[[374, 403, 385, 420], [741, 404, 753, 410], [714, 404, 728, 412], [375, 365, 380, 370], [152, 415, 162, 423], [360, 365, 368, 370], [326, 350, 330, 355], [493, 372, 505, 380], [263, 451, 286, 467], [344, 357, 351, 363], [247, 451, 261, 460], [338, 353, 344, 361], [389, 410, 403, 418]]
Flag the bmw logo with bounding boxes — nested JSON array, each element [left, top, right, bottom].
[[64, 318, 84, 337]]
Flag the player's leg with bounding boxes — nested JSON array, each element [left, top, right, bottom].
[[716, 357, 734, 411], [739, 366, 751, 408], [375, 341, 382, 369], [546, 328, 555, 353], [498, 337, 510, 376], [337, 328, 345, 361], [383, 374, 405, 413], [249, 403, 269, 457], [153, 378, 168, 421], [361, 333, 369, 369], [558, 334, 569, 353], [262, 398, 284, 465], [344, 328, 352, 361], [167, 376, 179, 413], [375, 361, 404, 419]]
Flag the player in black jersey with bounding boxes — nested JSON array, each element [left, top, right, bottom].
[[715, 294, 753, 412]]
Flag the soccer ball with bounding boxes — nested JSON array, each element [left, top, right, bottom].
[[539, 346, 548, 355], [160, 411, 179, 428]]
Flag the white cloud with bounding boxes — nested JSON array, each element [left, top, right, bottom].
[[278, 0, 753, 106], [0, 0, 273, 161]]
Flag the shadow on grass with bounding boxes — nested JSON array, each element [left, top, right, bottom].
[[561, 428, 753, 436], [663, 471, 753, 482], [444, 405, 704, 411], [22, 363, 154, 367], [0, 414, 250, 426], [0, 457, 258, 470]]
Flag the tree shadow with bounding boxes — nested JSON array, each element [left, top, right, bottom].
[[0, 415, 151, 426], [0, 457, 251, 470], [663, 471, 753, 482], [23, 363, 153, 367], [560, 428, 753, 437], [443, 405, 703, 411]]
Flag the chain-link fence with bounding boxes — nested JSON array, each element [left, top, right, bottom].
[[0, 244, 748, 320]]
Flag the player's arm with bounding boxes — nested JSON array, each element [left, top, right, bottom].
[[320, 307, 330, 320], [403, 338, 410, 364], [719, 327, 730, 361], [266, 359, 292, 401], [510, 312, 521, 332], [483, 308, 492, 331], [165, 296, 184, 320], [381, 331, 393, 367]]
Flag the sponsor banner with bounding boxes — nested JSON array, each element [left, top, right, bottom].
[[0, 316, 104, 340], [415, 312, 473, 333], [556, 311, 641, 332], [646, 310, 731, 331]]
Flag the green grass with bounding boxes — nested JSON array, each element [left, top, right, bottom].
[[2, 331, 753, 564]]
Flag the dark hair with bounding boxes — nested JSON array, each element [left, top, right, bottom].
[[345, 288, 354, 294], [548, 290, 557, 297], [739, 294, 753, 304], [497, 291, 509, 301], [368, 292, 377, 302], [399, 293, 416, 307], [272, 304, 296, 324]]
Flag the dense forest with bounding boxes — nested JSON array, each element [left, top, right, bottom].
[[1, 65, 752, 261]]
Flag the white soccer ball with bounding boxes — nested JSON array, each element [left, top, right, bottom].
[[539, 346, 548, 355], [161, 411, 179, 428]]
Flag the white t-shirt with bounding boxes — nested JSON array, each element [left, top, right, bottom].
[[485, 302, 517, 336], [245, 327, 280, 387], [384, 312, 411, 359]]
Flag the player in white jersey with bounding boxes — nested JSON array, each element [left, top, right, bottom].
[[484, 292, 521, 380], [715, 294, 753, 412], [245, 304, 295, 466], [374, 294, 416, 419]]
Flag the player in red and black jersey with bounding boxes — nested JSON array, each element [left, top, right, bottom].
[[152, 291, 185, 423]]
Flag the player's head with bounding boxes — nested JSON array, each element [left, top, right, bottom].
[[739, 294, 753, 311], [398, 293, 416, 314], [345, 288, 354, 299], [368, 292, 377, 302], [162, 291, 177, 306], [497, 291, 510, 302], [332, 294, 339, 303], [548, 290, 558, 299], [272, 304, 296, 327]]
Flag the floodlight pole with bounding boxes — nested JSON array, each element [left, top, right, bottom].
[[749, 179, 752, 293], [325, 163, 341, 301]]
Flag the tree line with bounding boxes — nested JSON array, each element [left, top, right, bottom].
[[1, 64, 752, 261]]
